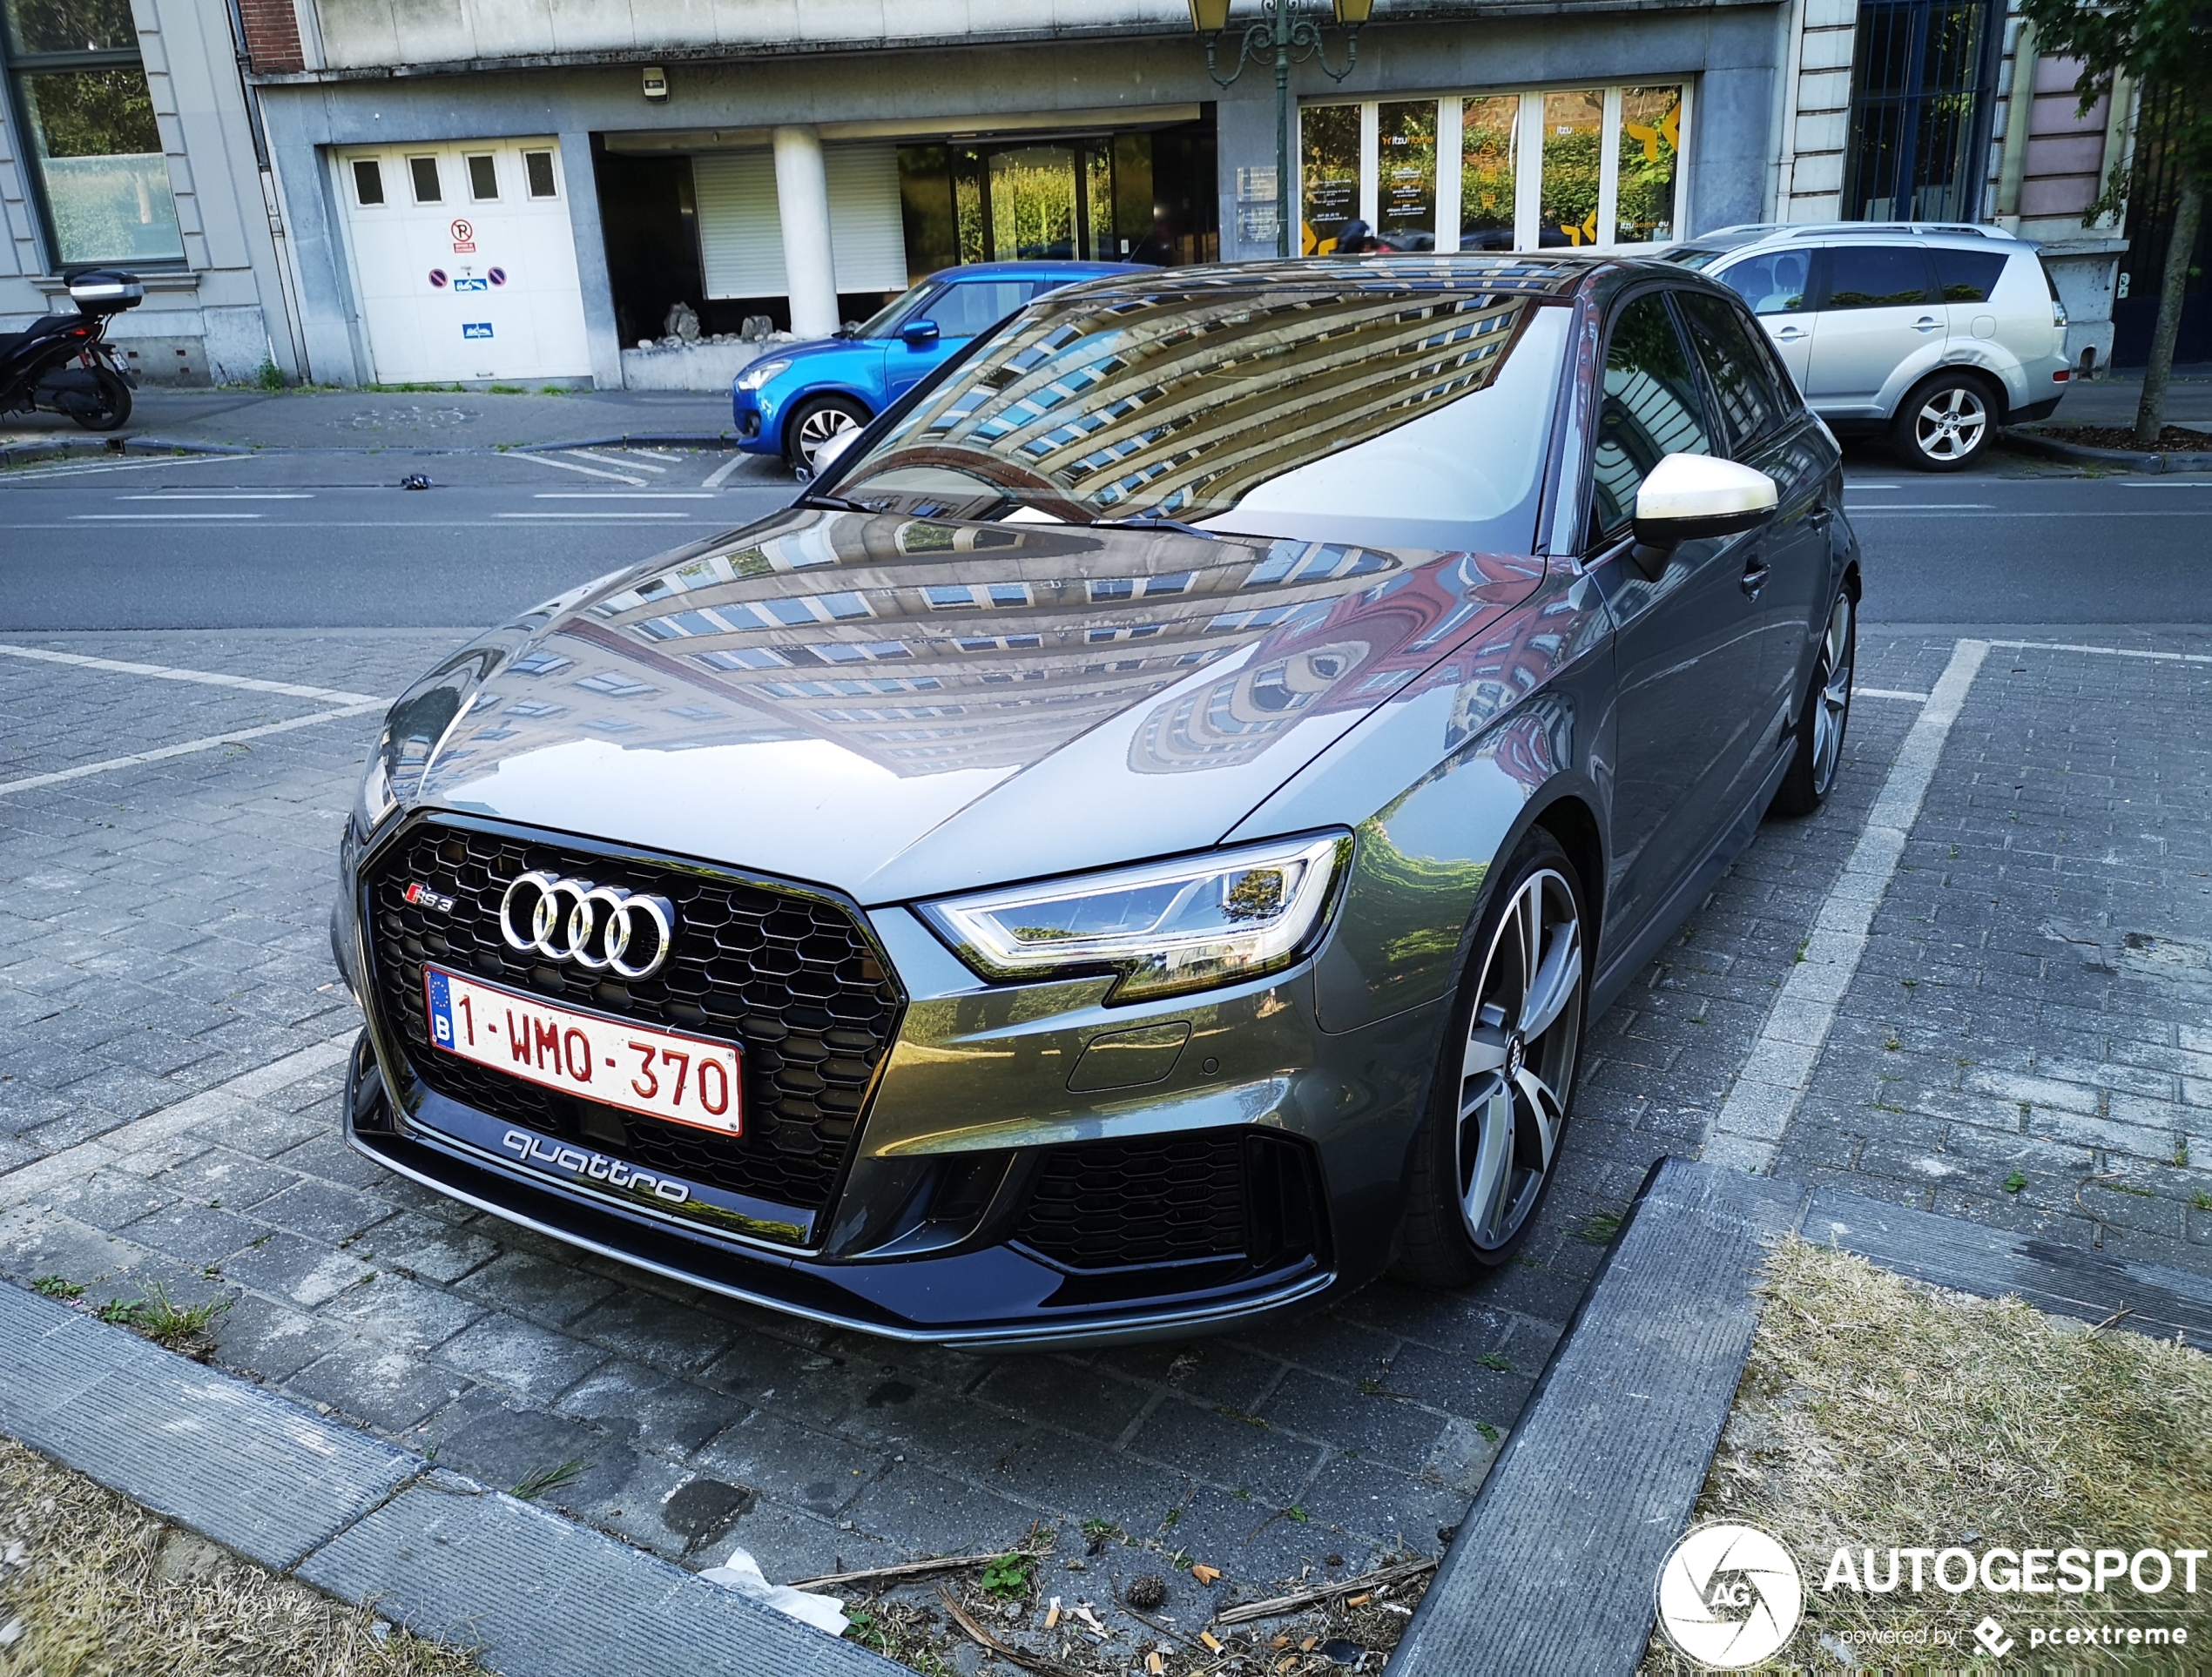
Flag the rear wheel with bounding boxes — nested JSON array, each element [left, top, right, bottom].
[[66, 367, 132, 432], [1770, 589, 1855, 817], [1891, 371, 1994, 471], [784, 394, 868, 475], [1396, 830, 1588, 1284]]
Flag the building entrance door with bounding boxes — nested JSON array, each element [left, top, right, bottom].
[[335, 138, 590, 383]]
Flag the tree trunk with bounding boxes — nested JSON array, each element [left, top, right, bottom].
[[2135, 178, 2202, 447]]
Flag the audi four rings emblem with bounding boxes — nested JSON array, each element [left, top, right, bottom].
[[498, 872, 676, 980]]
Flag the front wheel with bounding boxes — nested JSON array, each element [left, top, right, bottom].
[[1892, 372, 1994, 471], [783, 395, 867, 475], [67, 367, 132, 432], [1396, 830, 1588, 1285], [1770, 589, 1855, 817]]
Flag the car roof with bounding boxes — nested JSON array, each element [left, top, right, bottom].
[[930, 259, 1131, 283], [1042, 253, 1614, 305], [1696, 221, 2034, 256]]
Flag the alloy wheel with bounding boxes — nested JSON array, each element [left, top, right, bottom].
[[1811, 593, 1854, 794], [795, 405, 859, 470], [1912, 385, 1987, 463], [1455, 867, 1583, 1251]]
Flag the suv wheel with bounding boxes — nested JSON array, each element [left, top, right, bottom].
[[1396, 830, 1587, 1284], [1892, 371, 1996, 471], [786, 395, 868, 475]]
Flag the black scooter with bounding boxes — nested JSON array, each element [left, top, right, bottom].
[[0, 269, 142, 432]]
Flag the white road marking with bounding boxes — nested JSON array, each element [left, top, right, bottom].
[[1988, 638, 2212, 665], [565, 448, 665, 475], [1853, 687, 1931, 701], [0, 454, 229, 484], [1703, 637, 1990, 1175], [0, 700, 385, 798], [1844, 502, 1993, 511], [1844, 508, 2212, 517], [532, 492, 716, 500], [118, 493, 313, 501], [504, 451, 646, 486], [496, 511, 691, 521], [0, 1029, 359, 1207], [0, 643, 380, 704], [74, 513, 262, 521], [702, 453, 747, 489]]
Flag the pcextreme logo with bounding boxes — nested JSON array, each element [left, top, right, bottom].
[[1655, 1522, 1806, 1668]]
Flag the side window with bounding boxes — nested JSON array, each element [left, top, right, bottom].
[[926, 280, 1039, 337], [1819, 245, 1935, 309], [1932, 248, 2008, 303], [1589, 292, 1714, 542], [523, 150, 558, 199], [408, 156, 442, 205], [466, 154, 499, 201], [1716, 250, 1811, 317], [1677, 292, 1792, 453], [351, 158, 385, 206]]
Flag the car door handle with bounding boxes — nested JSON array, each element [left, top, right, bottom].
[[1912, 316, 1942, 333], [1741, 557, 1771, 598], [1808, 504, 1833, 529], [1774, 326, 1806, 342]]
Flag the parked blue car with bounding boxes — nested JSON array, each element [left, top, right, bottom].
[[732, 259, 1129, 472]]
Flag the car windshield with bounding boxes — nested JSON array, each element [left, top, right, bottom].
[[829, 280, 1570, 552], [850, 281, 936, 340]]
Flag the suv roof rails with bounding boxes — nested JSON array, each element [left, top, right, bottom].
[[1782, 221, 1994, 239]]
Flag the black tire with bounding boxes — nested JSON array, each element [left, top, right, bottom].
[[1890, 370, 1996, 472], [784, 394, 868, 475], [1396, 828, 1588, 1285], [67, 367, 132, 432], [1770, 588, 1856, 818]]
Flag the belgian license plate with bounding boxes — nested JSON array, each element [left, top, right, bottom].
[[422, 965, 742, 1136]]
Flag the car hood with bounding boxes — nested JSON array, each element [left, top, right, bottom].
[[409, 508, 1543, 904]]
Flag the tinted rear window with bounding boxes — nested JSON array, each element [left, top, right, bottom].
[[1932, 248, 2009, 303], [835, 283, 1570, 553], [1822, 246, 1934, 309]]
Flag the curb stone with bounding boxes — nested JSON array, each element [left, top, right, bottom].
[[2004, 428, 2212, 473], [1390, 1156, 2212, 1675], [0, 1279, 899, 1677]]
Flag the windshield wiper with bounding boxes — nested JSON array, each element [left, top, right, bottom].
[[1089, 513, 1223, 542]]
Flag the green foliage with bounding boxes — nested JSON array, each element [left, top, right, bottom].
[[2002, 1170, 2029, 1195], [978, 1552, 1032, 1600], [255, 359, 284, 392], [509, 1458, 589, 1501], [31, 1275, 83, 1299]]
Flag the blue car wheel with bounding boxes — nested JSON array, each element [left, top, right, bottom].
[[786, 394, 870, 473]]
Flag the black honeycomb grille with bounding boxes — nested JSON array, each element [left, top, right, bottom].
[[364, 819, 903, 1216], [1015, 1133, 1250, 1270]]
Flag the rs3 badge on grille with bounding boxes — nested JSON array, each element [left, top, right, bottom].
[[423, 965, 742, 1135]]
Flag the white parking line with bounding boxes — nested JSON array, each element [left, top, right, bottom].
[[118, 493, 313, 501], [504, 451, 646, 486], [565, 448, 665, 475], [496, 511, 691, 520], [702, 454, 747, 489], [0, 701, 386, 798], [1853, 687, 1931, 701], [74, 513, 262, 521], [1989, 638, 2212, 665], [1703, 637, 1990, 1174], [532, 492, 716, 500], [0, 1029, 359, 1206], [1844, 502, 1993, 511], [0, 643, 381, 704]]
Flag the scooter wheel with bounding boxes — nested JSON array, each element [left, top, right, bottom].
[[69, 368, 132, 432]]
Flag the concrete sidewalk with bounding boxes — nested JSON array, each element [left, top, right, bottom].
[[2040, 365, 2212, 429], [0, 386, 739, 455]]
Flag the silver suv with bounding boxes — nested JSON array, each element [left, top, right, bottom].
[[1664, 223, 2071, 470]]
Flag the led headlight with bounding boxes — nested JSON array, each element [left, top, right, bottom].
[[735, 358, 791, 393], [354, 741, 397, 839], [920, 832, 1351, 1003]]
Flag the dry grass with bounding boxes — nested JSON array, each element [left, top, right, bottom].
[[0, 1438, 480, 1677], [1645, 1239, 2212, 1670]]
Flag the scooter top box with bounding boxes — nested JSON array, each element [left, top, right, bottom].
[[65, 270, 144, 314]]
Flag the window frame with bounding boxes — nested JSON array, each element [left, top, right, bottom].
[[1673, 287, 1799, 458], [1582, 283, 1718, 549], [0, 0, 185, 272]]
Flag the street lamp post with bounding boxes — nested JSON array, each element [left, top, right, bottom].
[[1188, 0, 1371, 259]]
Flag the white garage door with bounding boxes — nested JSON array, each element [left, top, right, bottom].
[[335, 138, 590, 383], [692, 145, 907, 300]]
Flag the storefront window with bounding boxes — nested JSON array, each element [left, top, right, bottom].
[[1460, 95, 1518, 252], [989, 146, 1079, 259], [1615, 85, 1683, 243], [1299, 103, 1359, 254], [3, 0, 182, 266], [1377, 100, 1436, 250], [1540, 90, 1604, 248], [1310, 82, 1690, 256]]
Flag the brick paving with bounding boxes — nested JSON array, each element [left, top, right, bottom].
[[0, 623, 2205, 1657]]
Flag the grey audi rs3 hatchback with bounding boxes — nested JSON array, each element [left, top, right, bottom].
[[334, 254, 1860, 1349]]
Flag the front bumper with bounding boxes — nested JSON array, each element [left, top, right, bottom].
[[336, 813, 1440, 1348], [731, 386, 776, 455]]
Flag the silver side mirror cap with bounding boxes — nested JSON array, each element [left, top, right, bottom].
[[1632, 454, 1778, 549], [812, 428, 860, 474]]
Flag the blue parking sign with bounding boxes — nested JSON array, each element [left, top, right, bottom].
[[462, 322, 494, 340]]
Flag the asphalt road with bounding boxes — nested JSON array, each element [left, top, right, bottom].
[[0, 441, 2207, 631]]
